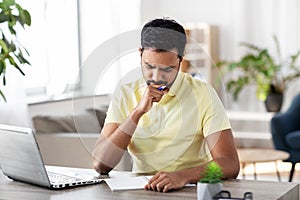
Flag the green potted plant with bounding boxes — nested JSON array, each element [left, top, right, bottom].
[[197, 161, 224, 200], [0, 0, 31, 102], [218, 35, 300, 112]]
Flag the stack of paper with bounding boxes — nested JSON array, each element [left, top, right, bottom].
[[105, 176, 152, 191]]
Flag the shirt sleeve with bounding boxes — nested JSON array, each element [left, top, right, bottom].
[[201, 84, 231, 137], [104, 88, 126, 124]]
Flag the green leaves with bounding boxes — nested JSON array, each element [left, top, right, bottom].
[[15, 3, 31, 27], [218, 35, 300, 101], [0, 60, 5, 85], [227, 76, 249, 101], [0, 0, 16, 9], [0, 0, 31, 102], [0, 88, 6, 101], [290, 50, 300, 70], [0, 0, 31, 34], [199, 161, 224, 184], [256, 75, 271, 101]]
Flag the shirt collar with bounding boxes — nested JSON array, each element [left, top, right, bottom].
[[167, 71, 184, 97]]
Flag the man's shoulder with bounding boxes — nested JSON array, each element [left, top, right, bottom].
[[120, 78, 145, 90], [112, 78, 145, 99], [182, 72, 211, 89], [180, 73, 220, 101]]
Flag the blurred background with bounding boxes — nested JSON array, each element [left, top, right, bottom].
[[1, 0, 300, 180]]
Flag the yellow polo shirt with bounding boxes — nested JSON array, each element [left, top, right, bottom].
[[105, 72, 231, 174]]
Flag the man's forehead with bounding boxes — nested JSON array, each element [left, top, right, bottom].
[[142, 59, 178, 68], [143, 47, 179, 55]]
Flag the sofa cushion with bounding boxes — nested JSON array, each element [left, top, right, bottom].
[[86, 105, 108, 128], [33, 111, 102, 133]]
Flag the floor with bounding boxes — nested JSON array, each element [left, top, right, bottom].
[[237, 161, 300, 182]]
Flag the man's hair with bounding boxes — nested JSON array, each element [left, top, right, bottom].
[[141, 17, 186, 60]]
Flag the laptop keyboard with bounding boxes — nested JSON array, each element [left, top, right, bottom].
[[48, 171, 82, 184]]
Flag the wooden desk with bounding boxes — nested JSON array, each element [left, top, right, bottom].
[[0, 170, 298, 200], [238, 148, 290, 181]]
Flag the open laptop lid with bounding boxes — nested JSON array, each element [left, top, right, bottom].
[[0, 124, 51, 188]]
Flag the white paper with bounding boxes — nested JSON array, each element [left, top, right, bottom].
[[105, 176, 150, 191]]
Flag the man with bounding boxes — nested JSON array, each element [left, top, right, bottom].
[[92, 17, 239, 193]]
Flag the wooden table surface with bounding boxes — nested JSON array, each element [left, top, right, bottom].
[[0, 170, 298, 200]]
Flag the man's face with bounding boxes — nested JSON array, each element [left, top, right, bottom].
[[140, 48, 180, 88]]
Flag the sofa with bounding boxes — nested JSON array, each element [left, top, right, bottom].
[[29, 96, 132, 171]]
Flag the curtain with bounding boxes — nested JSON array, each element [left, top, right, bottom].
[[226, 0, 300, 111]]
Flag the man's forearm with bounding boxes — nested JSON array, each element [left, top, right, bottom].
[[177, 157, 240, 184], [92, 108, 143, 173], [144, 156, 239, 193]]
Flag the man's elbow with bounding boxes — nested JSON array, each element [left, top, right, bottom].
[[227, 160, 240, 179], [93, 159, 112, 175], [231, 163, 240, 179]]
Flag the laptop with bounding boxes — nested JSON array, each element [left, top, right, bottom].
[[0, 124, 102, 189]]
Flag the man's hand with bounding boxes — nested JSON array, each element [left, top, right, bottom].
[[135, 84, 167, 114], [144, 171, 187, 193]]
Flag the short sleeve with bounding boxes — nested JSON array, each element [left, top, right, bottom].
[[201, 85, 231, 137], [105, 93, 126, 124]]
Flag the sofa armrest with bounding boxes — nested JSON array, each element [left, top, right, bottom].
[[36, 133, 132, 171]]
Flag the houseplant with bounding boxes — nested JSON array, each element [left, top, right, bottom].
[[218, 35, 300, 112], [197, 161, 224, 200], [0, 0, 31, 102]]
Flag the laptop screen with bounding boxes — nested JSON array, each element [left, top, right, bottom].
[[0, 124, 51, 187]]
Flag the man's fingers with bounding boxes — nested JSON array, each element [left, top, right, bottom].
[[148, 172, 170, 192], [145, 86, 163, 101], [162, 183, 172, 193], [151, 95, 162, 102]]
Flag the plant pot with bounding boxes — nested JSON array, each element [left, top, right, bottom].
[[197, 182, 223, 200], [264, 93, 283, 112]]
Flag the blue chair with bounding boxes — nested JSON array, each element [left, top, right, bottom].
[[271, 93, 300, 182]]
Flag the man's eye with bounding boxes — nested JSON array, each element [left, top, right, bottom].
[[145, 65, 155, 69], [161, 67, 173, 72]]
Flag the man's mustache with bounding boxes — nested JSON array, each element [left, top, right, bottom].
[[146, 80, 168, 86]]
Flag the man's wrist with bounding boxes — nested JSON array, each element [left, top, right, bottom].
[[177, 166, 203, 184], [175, 170, 191, 185], [118, 108, 144, 136], [118, 117, 137, 136], [131, 107, 145, 122]]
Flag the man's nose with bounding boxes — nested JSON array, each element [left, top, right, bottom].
[[152, 69, 163, 82]]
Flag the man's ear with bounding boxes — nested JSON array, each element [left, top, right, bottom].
[[139, 48, 143, 57]]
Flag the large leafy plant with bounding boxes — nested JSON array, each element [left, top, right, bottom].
[[0, 0, 31, 102], [199, 161, 224, 184], [219, 35, 300, 101]]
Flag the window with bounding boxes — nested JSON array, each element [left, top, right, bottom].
[[20, 0, 80, 98], [20, 0, 141, 102]]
